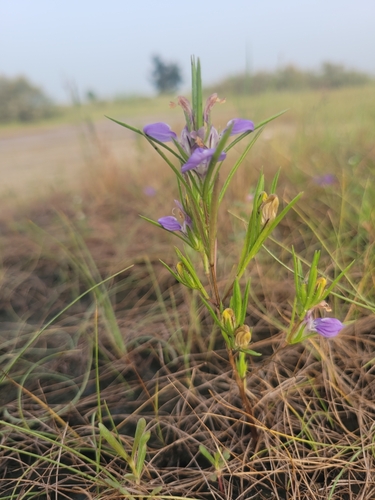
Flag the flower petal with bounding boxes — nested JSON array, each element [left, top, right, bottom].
[[158, 216, 182, 231], [226, 118, 255, 136], [143, 122, 177, 142], [181, 148, 226, 173], [313, 318, 344, 338]]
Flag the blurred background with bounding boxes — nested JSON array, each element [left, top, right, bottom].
[[1, 0, 374, 199]]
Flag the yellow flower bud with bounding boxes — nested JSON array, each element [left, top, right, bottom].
[[222, 308, 236, 334], [260, 194, 279, 225], [234, 325, 252, 348], [315, 277, 327, 299], [176, 261, 185, 279], [176, 261, 196, 289]]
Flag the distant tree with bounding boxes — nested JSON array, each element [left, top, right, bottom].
[[86, 89, 98, 103], [207, 63, 373, 96], [0, 75, 55, 123], [150, 55, 182, 94], [319, 62, 370, 88]]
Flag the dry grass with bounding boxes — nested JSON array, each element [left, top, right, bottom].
[[0, 86, 375, 499]]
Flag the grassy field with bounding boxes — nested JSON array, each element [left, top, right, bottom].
[[0, 84, 375, 499]]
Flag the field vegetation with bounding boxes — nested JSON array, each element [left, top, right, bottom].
[[0, 77, 375, 499]]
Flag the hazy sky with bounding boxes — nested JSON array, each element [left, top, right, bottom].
[[1, 0, 374, 102]]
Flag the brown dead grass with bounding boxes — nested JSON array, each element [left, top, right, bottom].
[[0, 101, 374, 499]]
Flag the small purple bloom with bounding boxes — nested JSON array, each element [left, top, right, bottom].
[[225, 118, 255, 136], [312, 318, 344, 338], [143, 100, 254, 177], [158, 200, 192, 234], [143, 122, 177, 142], [143, 186, 156, 197], [158, 216, 184, 232], [304, 311, 343, 338], [313, 174, 337, 186], [181, 147, 226, 174]]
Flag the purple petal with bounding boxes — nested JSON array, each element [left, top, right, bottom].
[[158, 216, 182, 232], [180, 126, 192, 154], [207, 126, 219, 149], [143, 122, 177, 142], [181, 148, 226, 173], [225, 119, 255, 136], [313, 318, 344, 338]]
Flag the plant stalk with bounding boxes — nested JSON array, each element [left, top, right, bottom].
[[228, 349, 259, 446]]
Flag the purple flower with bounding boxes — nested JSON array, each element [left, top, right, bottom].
[[158, 216, 184, 232], [143, 122, 177, 142], [158, 200, 192, 234], [225, 119, 255, 136], [181, 147, 226, 174], [304, 311, 343, 338], [312, 318, 344, 338], [143, 186, 156, 197], [313, 174, 337, 186], [143, 96, 254, 176]]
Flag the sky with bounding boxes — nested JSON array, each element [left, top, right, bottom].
[[1, 0, 375, 103]]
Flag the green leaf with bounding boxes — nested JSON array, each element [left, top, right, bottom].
[[159, 259, 182, 283], [106, 115, 183, 161], [292, 247, 302, 305], [200, 297, 225, 330], [230, 278, 242, 323], [132, 418, 147, 460], [191, 56, 203, 130], [237, 174, 265, 273], [324, 260, 355, 297], [139, 216, 191, 246], [98, 423, 130, 462], [174, 248, 209, 298], [240, 280, 251, 325], [225, 109, 288, 153], [219, 128, 263, 204], [254, 109, 289, 130], [208, 175, 220, 269], [203, 125, 233, 199], [305, 251, 320, 307], [135, 438, 149, 477], [150, 486, 163, 495], [199, 445, 216, 466], [241, 348, 262, 357], [270, 168, 281, 193], [237, 191, 303, 279]]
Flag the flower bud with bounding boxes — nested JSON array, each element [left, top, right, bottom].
[[176, 261, 197, 289], [203, 93, 225, 123], [260, 194, 279, 225], [234, 325, 252, 348], [315, 277, 327, 299], [177, 96, 194, 126], [222, 308, 236, 334]]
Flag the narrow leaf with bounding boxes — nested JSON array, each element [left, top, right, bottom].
[[98, 423, 130, 462], [199, 445, 216, 466]]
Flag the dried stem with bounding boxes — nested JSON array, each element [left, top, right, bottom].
[[228, 348, 259, 446]]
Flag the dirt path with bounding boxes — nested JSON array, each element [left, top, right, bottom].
[[0, 117, 141, 202]]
